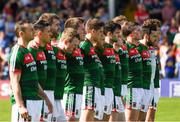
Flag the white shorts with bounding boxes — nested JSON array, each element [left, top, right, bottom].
[[43, 90, 55, 121], [11, 100, 43, 122], [104, 88, 114, 115], [125, 88, 144, 110], [81, 86, 95, 110], [150, 88, 160, 110], [112, 96, 125, 113], [140, 89, 152, 112], [53, 100, 66, 121], [121, 85, 128, 97], [94, 87, 104, 120], [62, 93, 82, 119]]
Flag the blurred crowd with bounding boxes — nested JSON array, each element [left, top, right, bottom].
[[0, 0, 180, 79]]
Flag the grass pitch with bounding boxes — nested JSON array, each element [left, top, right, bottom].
[[0, 98, 180, 121]]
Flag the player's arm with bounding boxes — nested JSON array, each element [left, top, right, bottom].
[[9, 71, 28, 119], [37, 83, 53, 113]]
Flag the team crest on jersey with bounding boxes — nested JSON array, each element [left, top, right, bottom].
[[148, 46, 155, 51], [37, 51, 46, 61], [141, 50, 150, 59], [103, 48, 115, 56], [46, 43, 53, 50], [56, 51, 66, 60], [88, 47, 96, 55], [73, 48, 83, 57], [115, 54, 120, 62], [24, 53, 34, 64], [128, 48, 139, 57], [121, 45, 127, 51]]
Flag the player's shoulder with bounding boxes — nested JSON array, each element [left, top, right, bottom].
[[9, 44, 25, 62], [79, 40, 91, 49], [11, 44, 25, 55], [52, 45, 58, 52]]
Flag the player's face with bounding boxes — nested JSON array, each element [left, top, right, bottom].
[[94, 27, 104, 42], [51, 19, 60, 38], [121, 20, 128, 28], [114, 28, 121, 39], [41, 26, 51, 43], [65, 37, 79, 52], [24, 24, 34, 42], [131, 29, 140, 41], [135, 26, 143, 40], [77, 23, 85, 41], [149, 29, 161, 47], [150, 30, 158, 43], [128, 29, 140, 45]]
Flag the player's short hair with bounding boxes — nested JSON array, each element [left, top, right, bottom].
[[15, 20, 31, 37], [64, 17, 85, 29], [38, 13, 60, 24], [104, 21, 121, 35], [121, 22, 136, 37], [142, 19, 161, 35], [85, 18, 104, 31], [60, 28, 79, 41], [33, 19, 50, 32], [112, 15, 128, 25]]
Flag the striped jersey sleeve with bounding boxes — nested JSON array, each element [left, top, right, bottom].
[[9, 45, 22, 73]]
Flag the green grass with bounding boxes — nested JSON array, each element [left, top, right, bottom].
[[155, 98, 180, 121], [0, 98, 180, 121], [0, 99, 11, 121]]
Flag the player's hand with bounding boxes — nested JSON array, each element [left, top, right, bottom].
[[45, 99, 53, 114], [19, 106, 29, 119], [28, 40, 39, 49]]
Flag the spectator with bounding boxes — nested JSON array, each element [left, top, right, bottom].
[[20, 0, 30, 6], [173, 26, 180, 78], [162, 0, 176, 24], [134, 3, 149, 24], [82, 9, 92, 21], [0, 31, 9, 80], [166, 18, 178, 45], [161, 21, 169, 37], [149, 0, 162, 20], [96, 6, 109, 22], [159, 36, 169, 77], [175, 10, 180, 25], [169, 18, 178, 34], [3, 2, 13, 16], [80, 0, 95, 14], [8, 0, 21, 18], [60, 0, 75, 11], [5, 15, 15, 43], [165, 48, 176, 78], [0, 15, 5, 31], [143, 0, 153, 10], [0, 31, 8, 54]]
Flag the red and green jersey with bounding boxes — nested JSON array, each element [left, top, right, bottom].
[[118, 44, 129, 84], [64, 48, 85, 94], [95, 48, 105, 95], [53, 47, 67, 99], [28, 47, 47, 89], [98, 43, 116, 88], [9, 44, 39, 100], [43, 43, 57, 90], [137, 44, 152, 89], [113, 53, 122, 96], [154, 56, 160, 88], [127, 42, 143, 88], [80, 40, 101, 87]]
